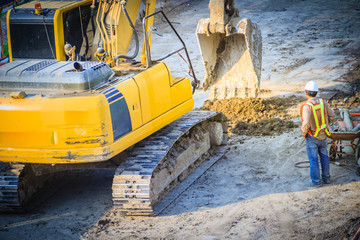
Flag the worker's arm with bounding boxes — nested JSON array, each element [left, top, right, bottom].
[[325, 101, 335, 123], [301, 104, 311, 138]]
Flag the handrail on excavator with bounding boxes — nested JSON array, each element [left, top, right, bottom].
[[142, 10, 199, 92]]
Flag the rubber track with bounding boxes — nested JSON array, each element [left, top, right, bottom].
[[0, 164, 24, 212], [0, 165, 76, 213], [112, 110, 221, 216]]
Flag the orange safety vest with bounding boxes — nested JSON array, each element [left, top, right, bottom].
[[302, 98, 331, 137]]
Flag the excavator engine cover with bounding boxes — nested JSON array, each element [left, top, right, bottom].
[[196, 0, 262, 100], [0, 60, 113, 92]]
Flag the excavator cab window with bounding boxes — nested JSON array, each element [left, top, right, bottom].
[[63, 4, 91, 60], [8, 7, 57, 60], [10, 19, 56, 59]]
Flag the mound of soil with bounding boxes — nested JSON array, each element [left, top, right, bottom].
[[233, 118, 297, 136], [201, 96, 304, 135], [329, 91, 360, 109]]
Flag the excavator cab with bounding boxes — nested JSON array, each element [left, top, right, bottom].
[[196, 0, 262, 100], [7, 0, 94, 61]]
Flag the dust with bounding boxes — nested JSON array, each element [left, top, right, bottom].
[[201, 96, 305, 135]]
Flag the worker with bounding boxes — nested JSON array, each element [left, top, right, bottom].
[[300, 81, 335, 187]]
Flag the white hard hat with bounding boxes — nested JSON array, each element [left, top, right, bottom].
[[305, 81, 318, 91]]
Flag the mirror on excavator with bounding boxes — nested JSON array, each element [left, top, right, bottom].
[[196, 0, 262, 100]]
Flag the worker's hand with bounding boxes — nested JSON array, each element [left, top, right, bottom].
[[302, 132, 307, 139]]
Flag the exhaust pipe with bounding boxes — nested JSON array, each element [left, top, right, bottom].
[[74, 62, 84, 72]]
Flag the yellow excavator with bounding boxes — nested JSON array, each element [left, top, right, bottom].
[[0, 0, 261, 215]]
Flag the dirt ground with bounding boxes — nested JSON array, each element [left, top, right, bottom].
[[1, 0, 360, 239], [200, 92, 360, 136]]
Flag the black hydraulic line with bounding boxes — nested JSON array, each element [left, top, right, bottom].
[[154, 47, 185, 62], [81, 7, 90, 56], [76, 6, 90, 60], [144, 10, 199, 93], [114, 2, 139, 61], [90, 5, 96, 37], [161, 12, 198, 93], [294, 161, 309, 168], [84, 34, 89, 55]]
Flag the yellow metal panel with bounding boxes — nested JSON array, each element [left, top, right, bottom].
[[133, 63, 172, 124], [0, 98, 194, 164], [6, 9, 12, 62], [170, 77, 193, 108], [54, 8, 65, 60], [0, 94, 112, 149]]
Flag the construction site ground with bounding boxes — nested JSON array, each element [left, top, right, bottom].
[[1, 0, 360, 239]]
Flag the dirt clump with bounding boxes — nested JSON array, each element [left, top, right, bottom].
[[201, 96, 304, 135]]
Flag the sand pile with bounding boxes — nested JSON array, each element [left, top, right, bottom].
[[232, 118, 297, 136], [329, 91, 360, 109], [201, 96, 304, 136]]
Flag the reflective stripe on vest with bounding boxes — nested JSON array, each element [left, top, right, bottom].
[[305, 98, 331, 137]]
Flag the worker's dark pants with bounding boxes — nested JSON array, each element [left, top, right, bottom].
[[306, 135, 330, 183]]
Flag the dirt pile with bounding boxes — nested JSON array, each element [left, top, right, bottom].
[[329, 91, 360, 109], [232, 118, 297, 136], [201, 96, 305, 135]]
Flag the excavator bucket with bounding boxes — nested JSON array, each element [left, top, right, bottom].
[[196, 0, 262, 100]]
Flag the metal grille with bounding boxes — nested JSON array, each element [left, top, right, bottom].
[[23, 60, 56, 72], [81, 62, 107, 70]]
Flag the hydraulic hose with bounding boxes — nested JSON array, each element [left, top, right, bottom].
[[114, 2, 139, 61], [79, 6, 89, 56], [90, 4, 96, 36]]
